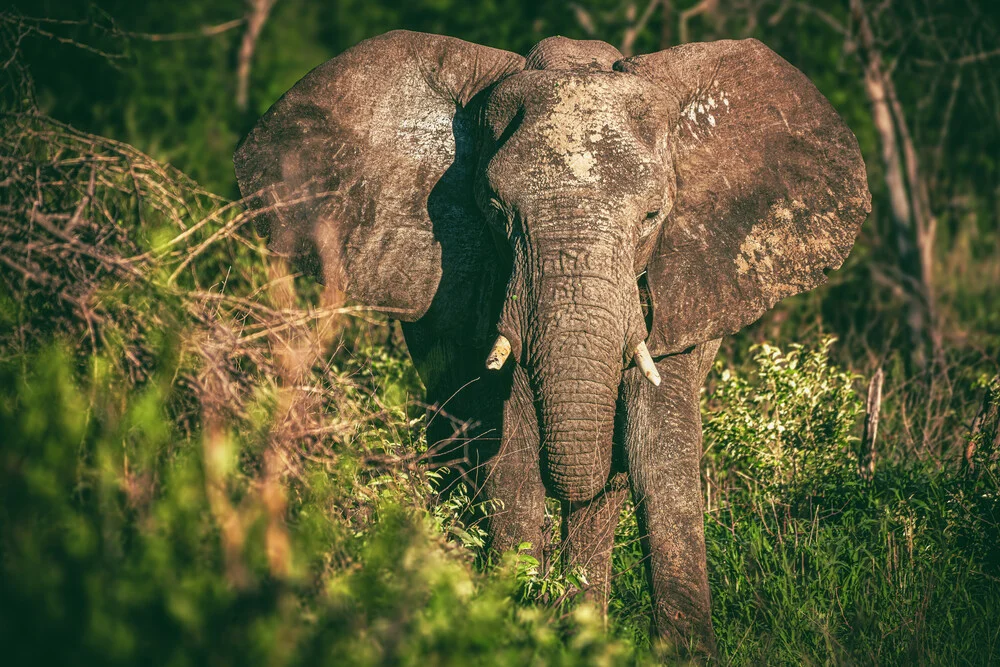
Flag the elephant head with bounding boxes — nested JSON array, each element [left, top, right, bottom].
[[234, 31, 870, 502]]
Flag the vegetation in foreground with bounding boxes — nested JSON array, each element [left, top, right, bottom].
[[2, 113, 999, 665]]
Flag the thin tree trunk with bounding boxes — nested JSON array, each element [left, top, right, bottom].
[[236, 0, 277, 111], [885, 82, 942, 364], [660, 0, 674, 48], [860, 367, 883, 480], [850, 0, 936, 371]]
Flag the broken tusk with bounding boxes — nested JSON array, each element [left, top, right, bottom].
[[634, 341, 661, 387], [486, 335, 512, 370]]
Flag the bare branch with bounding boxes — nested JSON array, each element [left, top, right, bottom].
[[621, 0, 661, 57], [123, 18, 245, 42], [954, 47, 1000, 65], [787, 2, 847, 35], [569, 3, 597, 36], [679, 0, 718, 44]]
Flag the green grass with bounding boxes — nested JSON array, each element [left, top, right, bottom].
[[605, 345, 1000, 664], [3, 332, 998, 665]]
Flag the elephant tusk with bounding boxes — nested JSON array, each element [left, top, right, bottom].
[[634, 341, 661, 387], [486, 335, 512, 370]]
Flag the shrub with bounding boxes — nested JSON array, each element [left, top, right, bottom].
[[0, 112, 642, 665]]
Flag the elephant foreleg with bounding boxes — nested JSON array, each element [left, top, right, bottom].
[[621, 340, 720, 658], [479, 365, 549, 565]]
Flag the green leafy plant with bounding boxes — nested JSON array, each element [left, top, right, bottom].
[[704, 338, 863, 503]]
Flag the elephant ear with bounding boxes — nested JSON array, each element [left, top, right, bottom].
[[618, 39, 870, 356], [234, 30, 524, 324]]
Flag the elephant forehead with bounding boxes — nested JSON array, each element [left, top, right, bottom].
[[486, 72, 663, 197], [524, 36, 624, 72], [490, 70, 651, 122]]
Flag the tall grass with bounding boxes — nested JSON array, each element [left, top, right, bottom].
[[606, 344, 1000, 664]]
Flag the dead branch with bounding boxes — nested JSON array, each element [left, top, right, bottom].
[[953, 47, 1000, 65], [679, 0, 719, 44], [123, 18, 245, 42], [782, 2, 847, 35], [860, 368, 884, 480], [569, 3, 598, 36], [621, 0, 662, 57]]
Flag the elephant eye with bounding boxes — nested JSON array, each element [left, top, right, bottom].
[[639, 208, 662, 237]]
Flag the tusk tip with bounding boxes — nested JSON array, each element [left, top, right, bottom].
[[633, 341, 660, 387], [485, 335, 512, 371]]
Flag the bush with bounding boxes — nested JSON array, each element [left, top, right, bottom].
[[0, 112, 642, 665], [0, 337, 649, 666], [705, 339, 864, 504], [701, 342, 1000, 664]]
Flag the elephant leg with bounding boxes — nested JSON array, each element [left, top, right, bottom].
[[401, 325, 546, 564], [560, 471, 628, 617], [477, 365, 548, 565], [621, 340, 720, 658]]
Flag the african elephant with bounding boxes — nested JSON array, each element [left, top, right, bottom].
[[234, 31, 870, 656]]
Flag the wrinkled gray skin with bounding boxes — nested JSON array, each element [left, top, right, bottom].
[[235, 31, 870, 657]]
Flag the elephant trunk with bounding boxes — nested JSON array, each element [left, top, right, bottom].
[[531, 323, 622, 502], [517, 224, 640, 502]]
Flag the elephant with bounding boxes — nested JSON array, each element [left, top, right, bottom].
[[234, 31, 870, 656]]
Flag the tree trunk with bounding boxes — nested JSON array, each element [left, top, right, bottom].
[[236, 0, 277, 111], [850, 0, 938, 372]]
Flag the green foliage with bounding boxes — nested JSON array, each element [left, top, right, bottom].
[[2, 120, 997, 660], [0, 339, 645, 666], [606, 341, 1000, 664], [0, 97, 641, 664], [3, 2, 999, 663], [704, 342, 1000, 664], [705, 339, 863, 499]]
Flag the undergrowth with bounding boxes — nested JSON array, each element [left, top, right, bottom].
[[2, 115, 999, 665]]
